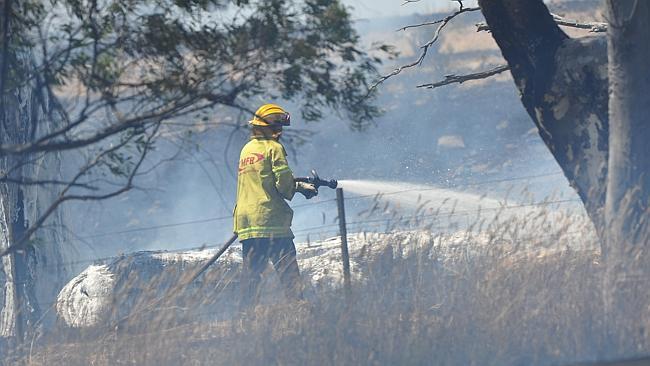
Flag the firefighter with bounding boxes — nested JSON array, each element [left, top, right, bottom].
[[234, 103, 317, 308]]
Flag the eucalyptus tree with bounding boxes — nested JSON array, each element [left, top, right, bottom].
[[383, 0, 649, 356]]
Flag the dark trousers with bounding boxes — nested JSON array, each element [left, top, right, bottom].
[[240, 237, 304, 308]]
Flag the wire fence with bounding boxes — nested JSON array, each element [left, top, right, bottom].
[[31, 169, 584, 271], [73, 171, 568, 240]]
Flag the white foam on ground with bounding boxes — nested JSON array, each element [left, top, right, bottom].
[[55, 225, 597, 328]]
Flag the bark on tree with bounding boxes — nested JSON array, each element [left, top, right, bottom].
[[479, 0, 650, 354], [0, 68, 70, 344], [0, 86, 38, 341], [477, 0, 609, 234], [0, 0, 70, 342], [605, 0, 650, 252], [603, 0, 650, 353]]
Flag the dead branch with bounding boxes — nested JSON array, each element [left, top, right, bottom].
[[550, 13, 607, 32], [397, 18, 448, 32], [397, 6, 481, 31], [398, 0, 481, 31], [475, 13, 607, 33], [417, 64, 509, 89], [369, 2, 480, 92]]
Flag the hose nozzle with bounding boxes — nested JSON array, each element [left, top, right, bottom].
[[295, 170, 337, 190]]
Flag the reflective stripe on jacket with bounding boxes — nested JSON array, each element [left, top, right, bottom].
[[233, 137, 296, 240]]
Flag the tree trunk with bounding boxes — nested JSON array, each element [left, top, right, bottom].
[[478, 0, 610, 234], [0, 80, 40, 341], [480, 0, 650, 356], [603, 0, 650, 354], [0, 72, 71, 343], [0, 0, 70, 342], [605, 0, 650, 253]]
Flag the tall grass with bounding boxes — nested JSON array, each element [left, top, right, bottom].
[[7, 206, 648, 365]]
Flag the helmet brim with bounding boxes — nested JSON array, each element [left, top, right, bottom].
[[249, 112, 290, 127]]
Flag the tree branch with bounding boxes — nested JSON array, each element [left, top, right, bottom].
[[0, 95, 197, 155], [0, 177, 98, 190], [416, 64, 510, 89], [397, 6, 481, 31], [369, 2, 480, 92], [475, 13, 607, 33], [0, 123, 160, 258], [550, 13, 607, 32], [0, 82, 250, 157]]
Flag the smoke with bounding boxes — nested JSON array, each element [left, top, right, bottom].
[[64, 11, 579, 265]]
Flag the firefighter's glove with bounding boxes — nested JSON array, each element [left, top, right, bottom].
[[295, 182, 318, 199]]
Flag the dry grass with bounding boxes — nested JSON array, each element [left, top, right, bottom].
[[6, 209, 650, 366]]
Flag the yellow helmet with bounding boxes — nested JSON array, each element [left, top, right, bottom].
[[249, 103, 291, 127]]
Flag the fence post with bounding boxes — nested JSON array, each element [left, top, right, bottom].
[[336, 188, 352, 297]]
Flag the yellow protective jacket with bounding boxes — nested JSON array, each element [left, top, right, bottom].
[[233, 137, 296, 240]]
